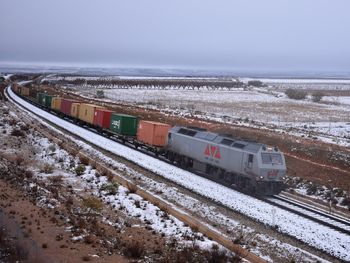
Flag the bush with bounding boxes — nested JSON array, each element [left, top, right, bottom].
[[122, 241, 144, 258], [311, 91, 325, 102], [247, 80, 264, 87], [75, 164, 86, 176], [285, 89, 307, 100], [100, 182, 119, 195], [96, 90, 104, 98], [83, 197, 103, 214], [10, 129, 25, 137], [41, 163, 54, 174], [48, 175, 63, 186]]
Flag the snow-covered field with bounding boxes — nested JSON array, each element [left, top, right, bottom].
[[72, 86, 350, 147], [7, 87, 350, 261]]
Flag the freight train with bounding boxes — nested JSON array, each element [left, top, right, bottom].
[[11, 85, 286, 195]]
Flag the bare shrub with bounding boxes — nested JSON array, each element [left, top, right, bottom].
[[311, 91, 325, 102], [123, 241, 144, 258], [40, 163, 54, 174], [48, 175, 63, 186], [24, 169, 34, 178], [10, 129, 25, 137], [84, 234, 95, 244], [82, 255, 91, 261], [285, 89, 307, 100], [100, 182, 119, 195], [96, 90, 104, 98], [48, 144, 56, 152], [105, 172, 113, 182], [75, 164, 86, 176], [340, 197, 350, 208], [83, 197, 103, 214]]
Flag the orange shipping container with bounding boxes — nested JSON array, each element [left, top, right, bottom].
[[71, 103, 81, 118], [78, 103, 105, 124], [20, 86, 30, 96], [51, 97, 62, 111], [137, 120, 171, 147]]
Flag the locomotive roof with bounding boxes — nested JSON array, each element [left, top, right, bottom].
[[171, 126, 264, 153]]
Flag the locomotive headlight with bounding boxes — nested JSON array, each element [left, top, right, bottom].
[[259, 176, 264, 179]]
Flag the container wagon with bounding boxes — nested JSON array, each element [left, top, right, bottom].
[[77, 104, 105, 124], [93, 108, 113, 129], [137, 120, 171, 147], [61, 99, 80, 116], [110, 114, 138, 136]]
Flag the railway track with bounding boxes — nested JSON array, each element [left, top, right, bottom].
[[265, 195, 350, 235]]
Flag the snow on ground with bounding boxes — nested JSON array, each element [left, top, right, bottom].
[[80, 87, 350, 146], [7, 111, 217, 251], [7, 87, 350, 261], [324, 96, 350, 106]]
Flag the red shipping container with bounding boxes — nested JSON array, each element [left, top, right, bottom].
[[61, 99, 80, 116], [137, 120, 171, 147], [93, 108, 113, 128]]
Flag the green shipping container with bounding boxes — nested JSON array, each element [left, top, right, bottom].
[[109, 114, 138, 136], [43, 94, 53, 108], [36, 93, 46, 105]]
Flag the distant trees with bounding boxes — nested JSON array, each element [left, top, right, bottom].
[[285, 89, 307, 100], [311, 91, 325, 102], [285, 89, 325, 102], [247, 80, 264, 87]]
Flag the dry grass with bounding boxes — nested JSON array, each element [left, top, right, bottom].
[[126, 182, 137, 194]]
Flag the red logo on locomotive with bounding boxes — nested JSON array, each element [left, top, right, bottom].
[[204, 145, 221, 159], [267, 170, 279, 177]]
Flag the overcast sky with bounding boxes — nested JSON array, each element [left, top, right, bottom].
[[0, 0, 349, 72]]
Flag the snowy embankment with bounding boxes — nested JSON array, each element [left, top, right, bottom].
[[7, 87, 350, 261]]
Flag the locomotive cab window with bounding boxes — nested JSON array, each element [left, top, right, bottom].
[[261, 153, 283, 165], [248, 154, 253, 168]]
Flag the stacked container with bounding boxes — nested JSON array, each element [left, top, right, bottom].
[[137, 120, 171, 146], [78, 104, 105, 124], [110, 114, 138, 136], [42, 94, 53, 108], [71, 103, 81, 118], [36, 93, 46, 105], [51, 97, 62, 111], [12, 84, 19, 94], [93, 108, 113, 129], [20, 86, 30, 96], [61, 99, 80, 116]]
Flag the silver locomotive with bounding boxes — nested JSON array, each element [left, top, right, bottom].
[[166, 126, 286, 195]]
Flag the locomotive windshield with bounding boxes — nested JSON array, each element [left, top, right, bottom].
[[261, 153, 283, 165]]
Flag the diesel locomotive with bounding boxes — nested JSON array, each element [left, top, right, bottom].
[[166, 126, 286, 195]]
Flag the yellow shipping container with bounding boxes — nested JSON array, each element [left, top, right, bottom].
[[78, 103, 105, 124], [20, 86, 30, 96], [71, 103, 81, 118], [51, 97, 62, 111]]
